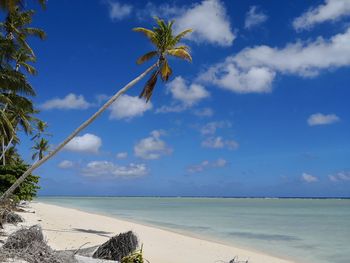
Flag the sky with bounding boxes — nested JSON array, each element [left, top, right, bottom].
[[18, 0, 350, 197]]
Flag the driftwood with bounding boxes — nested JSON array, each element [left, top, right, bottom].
[[0, 225, 76, 263], [0, 209, 24, 228], [92, 231, 138, 261], [229, 257, 249, 263]]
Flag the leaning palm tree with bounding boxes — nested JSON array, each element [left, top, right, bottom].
[[0, 17, 192, 201]]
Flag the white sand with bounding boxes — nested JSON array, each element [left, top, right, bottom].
[[19, 202, 295, 263]]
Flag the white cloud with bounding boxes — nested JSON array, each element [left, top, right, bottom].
[[174, 0, 235, 46], [307, 113, 340, 126], [65, 133, 102, 154], [188, 158, 228, 173], [107, 1, 132, 21], [199, 61, 276, 93], [109, 95, 152, 120], [134, 130, 172, 160], [293, 0, 350, 31], [301, 173, 319, 183], [201, 136, 238, 150], [199, 27, 350, 93], [58, 160, 74, 169], [156, 77, 209, 114], [83, 161, 147, 177], [116, 152, 128, 159], [245, 6, 268, 29], [329, 171, 350, 182], [156, 104, 187, 114], [136, 2, 182, 20], [167, 76, 210, 106], [193, 108, 214, 117], [41, 93, 91, 110], [200, 121, 231, 135]]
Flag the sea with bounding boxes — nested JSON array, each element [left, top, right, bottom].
[[37, 197, 350, 263]]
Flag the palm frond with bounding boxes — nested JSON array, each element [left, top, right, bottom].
[[23, 27, 46, 40], [139, 70, 159, 102], [132, 27, 157, 45], [136, 51, 158, 65], [167, 48, 192, 62], [172, 29, 193, 46], [160, 59, 172, 81]]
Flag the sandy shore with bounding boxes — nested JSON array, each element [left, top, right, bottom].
[[19, 202, 295, 263]]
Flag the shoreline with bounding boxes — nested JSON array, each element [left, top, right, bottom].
[[21, 201, 296, 263], [38, 201, 296, 262]]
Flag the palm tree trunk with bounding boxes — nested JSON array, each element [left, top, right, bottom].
[[0, 136, 14, 162], [2, 138, 5, 166], [0, 63, 157, 202]]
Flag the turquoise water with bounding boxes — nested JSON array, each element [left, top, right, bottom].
[[38, 197, 350, 263]]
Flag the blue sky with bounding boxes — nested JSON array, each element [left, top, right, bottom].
[[19, 0, 350, 197]]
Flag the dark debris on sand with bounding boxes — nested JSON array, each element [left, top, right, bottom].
[[0, 225, 76, 263], [92, 231, 138, 261]]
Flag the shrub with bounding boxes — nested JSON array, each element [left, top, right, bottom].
[[0, 162, 40, 202]]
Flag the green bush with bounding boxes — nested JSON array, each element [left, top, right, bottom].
[[0, 162, 40, 202]]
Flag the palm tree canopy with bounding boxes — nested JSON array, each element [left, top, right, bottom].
[[31, 137, 49, 160], [133, 17, 192, 102], [0, 8, 46, 55]]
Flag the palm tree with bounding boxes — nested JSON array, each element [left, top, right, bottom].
[[1, 7, 46, 56], [31, 138, 48, 161], [31, 120, 48, 141], [134, 18, 192, 101], [0, 94, 35, 164], [0, 17, 192, 201]]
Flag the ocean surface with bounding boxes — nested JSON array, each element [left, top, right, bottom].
[[37, 197, 350, 263]]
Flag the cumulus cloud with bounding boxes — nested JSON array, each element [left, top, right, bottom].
[[201, 136, 238, 150], [116, 152, 128, 159], [293, 0, 350, 31], [200, 121, 231, 135], [193, 108, 214, 117], [134, 130, 172, 160], [65, 133, 102, 154], [167, 77, 210, 106], [187, 158, 228, 173], [301, 173, 319, 183], [156, 77, 209, 114], [307, 113, 340, 126], [198, 27, 350, 93], [329, 171, 350, 182], [109, 95, 152, 120], [83, 161, 147, 177], [173, 0, 235, 46], [107, 1, 132, 21], [41, 93, 91, 110], [58, 160, 74, 169], [245, 6, 268, 29], [199, 61, 276, 93]]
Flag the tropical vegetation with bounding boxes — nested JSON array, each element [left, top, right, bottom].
[[0, 0, 48, 201]]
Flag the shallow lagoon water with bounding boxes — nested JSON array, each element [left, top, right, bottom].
[[38, 197, 350, 263]]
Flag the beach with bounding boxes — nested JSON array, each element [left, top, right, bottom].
[[18, 202, 294, 263]]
